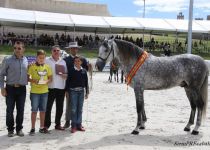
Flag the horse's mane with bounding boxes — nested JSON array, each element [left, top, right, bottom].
[[114, 39, 144, 62]]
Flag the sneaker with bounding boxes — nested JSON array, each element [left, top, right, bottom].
[[71, 127, 77, 133], [16, 130, 24, 137], [55, 125, 65, 131], [39, 128, 50, 134], [77, 126, 85, 132], [29, 128, 35, 136], [63, 121, 70, 128], [8, 131, 14, 137]]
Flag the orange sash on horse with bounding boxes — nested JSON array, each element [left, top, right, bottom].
[[126, 51, 148, 85]]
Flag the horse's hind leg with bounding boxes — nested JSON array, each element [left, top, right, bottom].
[[184, 88, 203, 135], [184, 88, 197, 132], [192, 109, 202, 135]]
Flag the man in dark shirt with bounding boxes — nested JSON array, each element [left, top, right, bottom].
[[63, 42, 89, 128], [66, 56, 89, 133]]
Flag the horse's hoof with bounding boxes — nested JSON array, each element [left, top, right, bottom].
[[184, 127, 190, 132], [131, 130, 139, 135], [139, 126, 145, 130], [191, 130, 199, 135]]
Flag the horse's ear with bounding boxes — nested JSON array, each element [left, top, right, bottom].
[[108, 39, 114, 48]]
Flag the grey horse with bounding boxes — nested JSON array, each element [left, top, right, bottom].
[[96, 39, 208, 135]]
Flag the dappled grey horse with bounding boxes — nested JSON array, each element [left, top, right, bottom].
[[96, 39, 208, 135]]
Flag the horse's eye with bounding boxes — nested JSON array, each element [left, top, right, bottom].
[[105, 49, 109, 53]]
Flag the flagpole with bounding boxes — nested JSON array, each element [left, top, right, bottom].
[[187, 0, 194, 54], [142, 0, 145, 50]]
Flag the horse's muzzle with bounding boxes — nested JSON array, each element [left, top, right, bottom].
[[95, 60, 106, 72]]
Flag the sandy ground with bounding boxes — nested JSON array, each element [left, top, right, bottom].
[[0, 70, 210, 150]]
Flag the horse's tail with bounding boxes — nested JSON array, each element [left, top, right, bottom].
[[201, 71, 208, 121]]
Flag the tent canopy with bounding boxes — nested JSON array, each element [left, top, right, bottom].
[[0, 7, 210, 34]]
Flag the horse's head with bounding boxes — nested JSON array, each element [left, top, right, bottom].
[[96, 39, 114, 71]]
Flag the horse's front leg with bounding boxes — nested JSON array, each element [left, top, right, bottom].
[[116, 70, 119, 82], [131, 87, 145, 135], [109, 70, 112, 82], [121, 70, 124, 83], [140, 109, 147, 129]]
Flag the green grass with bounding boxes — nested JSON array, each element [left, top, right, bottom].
[[1, 43, 210, 60], [0, 45, 98, 58]]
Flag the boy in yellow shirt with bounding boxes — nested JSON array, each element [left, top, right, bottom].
[[28, 50, 52, 135]]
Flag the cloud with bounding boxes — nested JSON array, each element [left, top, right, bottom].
[[195, 0, 210, 9], [133, 0, 210, 13]]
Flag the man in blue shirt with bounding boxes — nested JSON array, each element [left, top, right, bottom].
[[0, 41, 28, 137]]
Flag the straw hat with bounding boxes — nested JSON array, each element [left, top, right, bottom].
[[65, 42, 81, 49]]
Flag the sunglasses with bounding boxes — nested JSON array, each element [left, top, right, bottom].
[[14, 47, 22, 50], [53, 50, 60, 52]]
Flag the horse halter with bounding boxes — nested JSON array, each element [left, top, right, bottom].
[[98, 44, 114, 63]]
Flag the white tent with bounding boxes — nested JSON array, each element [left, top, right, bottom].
[[0, 7, 210, 34], [195, 20, 210, 33], [165, 19, 208, 33], [35, 11, 74, 30], [70, 14, 110, 33], [135, 18, 176, 33], [103, 17, 144, 33], [0, 7, 35, 28]]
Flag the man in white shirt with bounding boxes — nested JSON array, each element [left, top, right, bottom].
[[44, 45, 67, 130]]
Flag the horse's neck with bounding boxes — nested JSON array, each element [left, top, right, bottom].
[[114, 41, 143, 68]]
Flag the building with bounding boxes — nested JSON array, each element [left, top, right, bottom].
[[0, 0, 110, 16], [207, 15, 210, 20], [177, 12, 184, 20], [195, 18, 203, 20]]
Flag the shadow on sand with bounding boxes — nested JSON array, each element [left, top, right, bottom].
[[60, 131, 203, 150]]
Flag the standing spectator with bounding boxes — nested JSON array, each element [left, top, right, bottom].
[[0, 41, 28, 137], [164, 44, 171, 56], [28, 50, 52, 135], [44, 45, 67, 130], [63, 42, 89, 128], [66, 56, 89, 133]]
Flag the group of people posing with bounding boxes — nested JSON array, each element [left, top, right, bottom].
[[0, 41, 89, 137]]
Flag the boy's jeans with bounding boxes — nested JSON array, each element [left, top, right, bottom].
[[69, 89, 84, 128]]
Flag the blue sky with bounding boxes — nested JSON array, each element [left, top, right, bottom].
[[72, 0, 210, 19]]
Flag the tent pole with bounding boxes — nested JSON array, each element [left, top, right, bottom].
[[109, 26, 112, 39], [73, 25, 76, 42], [202, 33, 205, 53], [64, 26, 67, 37], [3, 26, 5, 35], [33, 23, 37, 47], [142, 29, 145, 50], [175, 32, 178, 53], [208, 33, 210, 53], [0, 25, 2, 45]]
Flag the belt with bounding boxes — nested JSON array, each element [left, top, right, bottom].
[[7, 84, 25, 87], [70, 87, 84, 91]]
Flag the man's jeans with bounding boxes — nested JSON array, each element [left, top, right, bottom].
[[69, 89, 84, 128], [5, 85, 26, 132]]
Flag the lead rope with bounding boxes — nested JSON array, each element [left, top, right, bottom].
[[85, 97, 89, 127]]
